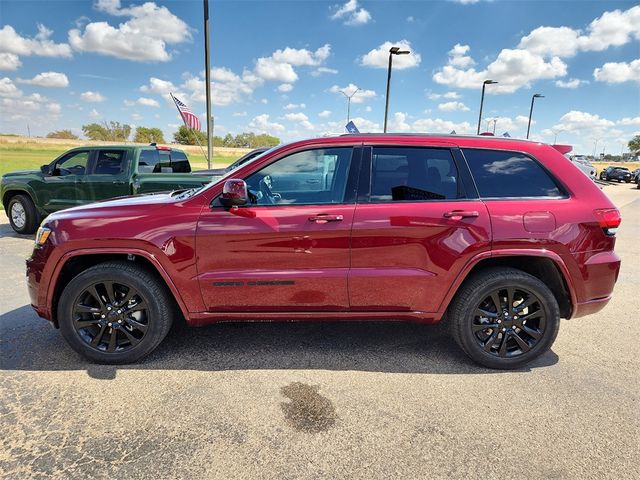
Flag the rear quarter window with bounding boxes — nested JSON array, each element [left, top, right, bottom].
[[462, 148, 564, 199], [170, 151, 191, 173]]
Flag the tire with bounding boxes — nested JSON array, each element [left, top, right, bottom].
[[449, 267, 560, 370], [7, 194, 39, 234], [58, 261, 174, 364]]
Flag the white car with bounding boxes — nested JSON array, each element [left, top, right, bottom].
[[568, 155, 596, 178]]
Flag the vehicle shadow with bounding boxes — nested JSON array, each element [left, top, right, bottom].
[[0, 305, 559, 378], [0, 220, 33, 239]]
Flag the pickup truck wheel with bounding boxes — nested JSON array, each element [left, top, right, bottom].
[[58, 261, 174, 364], [7, 194, 39, 234], [449, 267, 560, 370]]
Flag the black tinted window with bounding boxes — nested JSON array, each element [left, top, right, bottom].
[[138, 149, 160, 173], [245, 147, 353, 205], [463, 149, 563, 198], [370, 147, 461, 202], [170, 151, 191, 173], [94, 150, 126, 175]]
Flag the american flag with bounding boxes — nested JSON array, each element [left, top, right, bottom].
[[171, 94, 201, 131]]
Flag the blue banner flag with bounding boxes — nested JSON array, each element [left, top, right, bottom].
[[345, 121, 360, 134]]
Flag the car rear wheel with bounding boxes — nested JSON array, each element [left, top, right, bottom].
[[7, 194, 39, 234], [58, 261, 174, 364], [449, 267, 560, 369]]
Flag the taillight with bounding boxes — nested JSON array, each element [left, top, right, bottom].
[[593, 208, 621, 236]]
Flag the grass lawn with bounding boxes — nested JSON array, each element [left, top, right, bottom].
[[0, 143, 236, 177]]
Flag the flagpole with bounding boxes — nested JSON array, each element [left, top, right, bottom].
[[203, 0, 213, 169], [170, 92, 207, 162]]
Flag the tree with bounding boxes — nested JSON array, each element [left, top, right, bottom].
[[46, 129, 79, 140], [134, 127, 165, 144], [628, 135, 640, 155], [82, 121, 131, 141], [173, 125, 207, 145]]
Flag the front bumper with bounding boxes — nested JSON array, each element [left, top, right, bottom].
[[26, 241, 55, 322]]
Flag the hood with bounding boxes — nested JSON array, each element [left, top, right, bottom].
[[2, 169, 39, 178], [47, 192, 176, 222]]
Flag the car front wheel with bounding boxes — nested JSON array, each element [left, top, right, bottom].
[[449, 267, 560, 369], [58, 261, 174, 364], [7, 194, 39, 234]]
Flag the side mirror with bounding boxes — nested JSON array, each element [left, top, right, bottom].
[[220, 179, 248, 208], [40, 164, 51, 175]]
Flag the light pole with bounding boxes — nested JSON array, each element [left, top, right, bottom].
[[203, 0, 213, 168], [340, 87, 359, 124], [592, 138, 600, 159], [553, 128, 564, 144], [492, 119, 497, 134], [383, 46, 410, 133], [526, 93, 544, 139], [477, 79, 498, 135]]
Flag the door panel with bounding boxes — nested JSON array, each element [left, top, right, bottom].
[[196, 205, 354, 311], [349, 201, 490, 312], [41, 150, 91, 211], [83, 149, 131, 201], [348, 145, 491, 313], [195, 145, 359, 313]]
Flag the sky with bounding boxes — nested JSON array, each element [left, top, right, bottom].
[[0, 0, 639, 156]]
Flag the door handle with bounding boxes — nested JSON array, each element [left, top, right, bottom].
[[443, 210, 479, 220], [308, 214, 343, 223], [113, 180, 127, 185]]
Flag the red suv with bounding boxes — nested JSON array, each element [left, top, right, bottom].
[[26, 135, 621, 369]]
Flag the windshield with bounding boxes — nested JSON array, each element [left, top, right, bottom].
[[200, 145, 279, 192]]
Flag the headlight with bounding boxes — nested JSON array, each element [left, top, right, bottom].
[[35, 226, 52, 246]]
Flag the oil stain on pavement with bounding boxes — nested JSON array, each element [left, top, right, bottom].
[[280, 382, 337, 433]]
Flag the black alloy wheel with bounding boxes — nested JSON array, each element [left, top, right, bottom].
[[449, 267, 560, 369], [58, 261, 174, 364], [72, 281, 149, 353], [472, 287, 546, 358]]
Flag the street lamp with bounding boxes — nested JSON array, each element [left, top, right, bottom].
[[526, 93, 544, 139], [383, 46, 410, 133], [477, 79, 498, 135], [592, 138, 601, 159], [552, 128, 564, 144], [340, 87, 359, 124]]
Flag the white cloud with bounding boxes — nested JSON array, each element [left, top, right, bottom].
[[389, 111, 474, 135], [433, 45, 567, 93], [555, 78, 589, 89], [428, 91, 461, 100], [284, 103, 306, 110], [255, 45, 330, 84], [89, 108, 101, 119], [0, 53, 21, 71], [232, 111, 247, 117], [448, 43, 475, 68], [0, 24, 72, 58], [0, 77, 21, 97], [518, 6, 640, 58], [319, 110, 331, 118], [80, 91, 106, 102], [331, 0, 372, 25], [123, 99, 135, 107], [553, 110, 615, 133], [617, 117, 640, 126], [255, 57, 299, 83], [248, 114, 285, 133], [284, 112, 308, 122], [329, 83, 376, 103], [311, 67, 338, 77], [17, 71, 69, 88], [360, 40, 421, 69], [131, 113, 143, 121], [69, 0, 192, 62], [278, 83, 293, 92], [593, 59, 640, 84], [438, 101, 470, 112], [137, 97, 160, 107]]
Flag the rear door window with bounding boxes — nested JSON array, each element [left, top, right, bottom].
[[369, 147, 462, 202], [462, 149, 564, 198], [170, 151, 191, 173], [138, 149, 160, 173], [93, 150, 127, 175]]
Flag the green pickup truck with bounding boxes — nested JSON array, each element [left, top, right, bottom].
[[2, 144, 215, 234]]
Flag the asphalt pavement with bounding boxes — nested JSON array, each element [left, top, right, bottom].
[[1, 184, 638, 479]]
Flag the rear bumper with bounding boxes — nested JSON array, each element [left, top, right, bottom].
[[568, 250, 620, 319]]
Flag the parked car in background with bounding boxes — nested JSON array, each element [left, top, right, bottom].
[[1, 144, 216, 234], [193, 147, 271, 178], [632, 168, 640, 184], [568, 155, 596, 178], [27, 134, 621, 369], [599, 166, 632, 183]]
